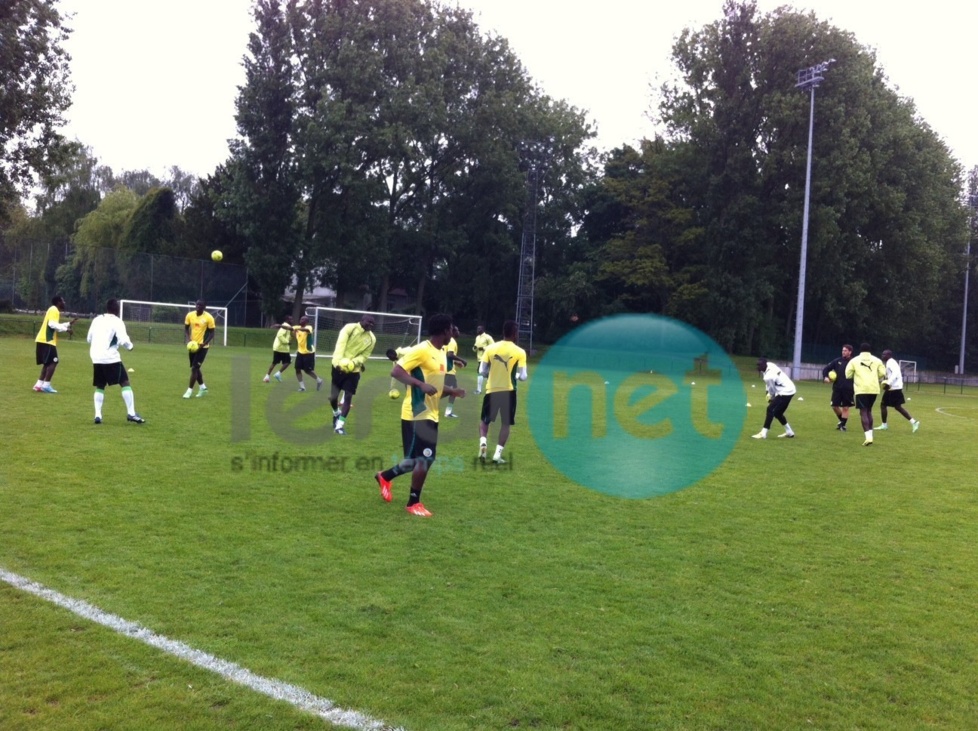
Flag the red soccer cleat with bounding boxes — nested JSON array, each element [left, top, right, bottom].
[[405, 503, 432, 517], [375, 472, 392, 502]]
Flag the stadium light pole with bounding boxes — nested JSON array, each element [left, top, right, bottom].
[[792, 59, 835, 378], [961, 190, 975, 375]]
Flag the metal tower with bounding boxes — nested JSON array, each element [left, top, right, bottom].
[[515, 168, 539, 352]]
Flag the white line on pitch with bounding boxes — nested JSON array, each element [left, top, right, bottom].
[[1, 568, 403, 731]]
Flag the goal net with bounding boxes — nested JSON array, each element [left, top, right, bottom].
[[119, 299, 229, 346], [899, 360, 917, 385], [305, 306, 422, 359]]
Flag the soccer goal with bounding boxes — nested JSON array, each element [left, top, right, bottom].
[[899, 360, 918, 385], [305, 305, 422, 359], [119, 299, 229, 346]]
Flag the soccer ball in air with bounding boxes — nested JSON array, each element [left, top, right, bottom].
[[187, 341, 200, 353], [388, 388, 401, 400], [211, 250, 223, 262]]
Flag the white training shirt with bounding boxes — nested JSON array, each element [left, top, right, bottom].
[[87, 313, 134, 364], [762, 362, 797, 397], [884, 358, 904, 391]]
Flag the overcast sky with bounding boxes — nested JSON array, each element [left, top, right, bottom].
[[58, 0, 978, 179]]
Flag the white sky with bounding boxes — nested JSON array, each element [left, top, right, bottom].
[[58, 0, 978, 180]]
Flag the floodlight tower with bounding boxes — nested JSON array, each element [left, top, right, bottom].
[[792, 59, 834, 378], [961, 188, 976, 375], [515, 168, 540, 352]]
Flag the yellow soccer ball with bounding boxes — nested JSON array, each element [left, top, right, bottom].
[[211, 250, 223, 262], [336, 357, 355, 373], [187, 340, 200, 353], [388, 388, 401, 400], [828, 370, 837, 382]]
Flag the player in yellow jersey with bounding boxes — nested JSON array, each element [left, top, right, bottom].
[[472, 325, 494, 394], [329, 314, 377, 434], [293, 315, 324, 392], [184, 300, 216, 398], [374, 314, 465, 517], [478, 320, 528, 464], [442, 325, 468, 418], [263, 316, 294, 383], [33, 295, 78, 393], [844, 342, 887, 446]]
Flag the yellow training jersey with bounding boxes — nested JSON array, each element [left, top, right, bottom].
[[473, 332, 494, 359], [845, 350, 886, 395], [294, 325, 315, 354], [331, 322, 376, 371], [272, 326, 292, 353], [398, 340, 448, 422], [185, 310, 216, 347], [35, 305, 62, 345], [481, 340, 527, 393]]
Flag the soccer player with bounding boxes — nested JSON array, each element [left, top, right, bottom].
[[329, 314, 377, 434], [374, 314, 464, 517], [32, 295, 78, 393], [442, 325, 468, 418], [293, 316, 323, 393], [263, 316, 294, 383], [184, 299, 216, 398], [86, 298, 144, 424], [751, 358, 797, 439], [478, 320, 528, 464], [877, 349, 920, 433], [822, 343, 855, 431], [473, 325, 494, 394], [844, 343, 887, 446]]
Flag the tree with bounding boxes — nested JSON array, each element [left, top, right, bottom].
[[0, 0, 75, 222]]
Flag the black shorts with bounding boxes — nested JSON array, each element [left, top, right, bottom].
[[272, 350, 292, 366], [331, 367, 361, 394], [189, 346, 209, 369], [401, 419, 438, 462], [831, 385, 854, 408], [36, 342, 58, 366], [855, 393, 878, 411], [881, 388, 906, 407], [481, 391, 517, 426], [295, 353, 316, 373], [93, 362, 129, 389]]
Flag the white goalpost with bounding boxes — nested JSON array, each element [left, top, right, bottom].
[[899, 360, 918, 385], [119, 299, 229, 346], [305, 305, 422, 359]]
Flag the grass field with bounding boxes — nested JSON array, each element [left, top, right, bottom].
[[2, 334, 977, 730]]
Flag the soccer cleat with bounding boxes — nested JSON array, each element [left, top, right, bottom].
[[94, 416, 102, 425], [840, 425, 847, 432], [492, 456, 507, 464], [298, 385, 306, 392], [196, 386, 208, 398], [751, 432, 766, 439], [263, 375, 270, 383], [479, 444, 487, 463], [835, 422, 843, 430], [863, 439, 873, 446], [274, 372, 283, 382], [334, 427, 347, 436], [777, 432, 795, 438], [475, 390, 481, 395], [127, 413, 145, 424], [445, 412, 458, 418], [40, 384, 58, 394], [375, 472, 392, 502], [316, 377, 324, 391], [183, 388, 193, 399], [912, 420, 920, 433], [33, 385, 42, 392], [875, 423, 888, 431], [405, 502, 432, 517]]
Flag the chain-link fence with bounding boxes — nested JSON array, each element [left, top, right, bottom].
[[0, 240, 253, 325]]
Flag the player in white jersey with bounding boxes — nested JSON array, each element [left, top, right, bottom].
[[86, 298, 144, 424]]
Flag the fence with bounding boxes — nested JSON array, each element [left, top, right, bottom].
[[0, 239, 253, 326]]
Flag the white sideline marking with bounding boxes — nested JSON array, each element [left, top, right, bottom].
[[935, 406, 977, 420], [1, 568, 403, 731]]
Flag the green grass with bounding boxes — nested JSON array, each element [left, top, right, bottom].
[[2, 336, 977, 730]]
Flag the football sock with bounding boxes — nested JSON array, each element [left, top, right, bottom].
[[480, 436, 487, 447], [34, 380, 43, 389], [477, 375, 484, 391], [494, 445, 504, 460], [864, 430, 873, 441], [759, 428, 769, 437], [408, 488, 422, 506], [122, 386, 135, 415], [94, 390, 104, 418], [335, 416, 346, 430], [784, 424, 794, 436]]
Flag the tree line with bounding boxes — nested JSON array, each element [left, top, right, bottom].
[[2, 0, 975, 368]]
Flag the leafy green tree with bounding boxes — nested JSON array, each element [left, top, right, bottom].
[[0, 0, 75, 222]]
